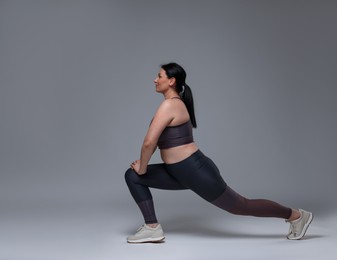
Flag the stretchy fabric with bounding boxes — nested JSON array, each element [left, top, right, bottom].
[[124, 150, 292, 224], [157, 120, 194, 149], [137, 200, 158, 224]]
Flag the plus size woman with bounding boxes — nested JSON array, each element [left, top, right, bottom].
[[124, 62, 313, 243]]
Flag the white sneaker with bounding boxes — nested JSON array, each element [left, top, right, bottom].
[[286, 209, 313, 240], [127, 224, 165, 243]]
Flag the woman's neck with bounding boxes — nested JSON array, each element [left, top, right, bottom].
[[163, 91, 180, 100]]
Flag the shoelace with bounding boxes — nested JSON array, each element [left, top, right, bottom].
[[136, 225, 145, 232], [287, 213, 303, 236], [288, 222, 298, 235]]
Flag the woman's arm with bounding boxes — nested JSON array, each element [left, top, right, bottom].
[[133, 100, 174, 175]]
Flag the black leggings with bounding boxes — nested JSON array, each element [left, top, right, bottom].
[[125, 150, 292, 224]]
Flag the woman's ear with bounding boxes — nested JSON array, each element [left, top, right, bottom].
[[169, 77, 176, 87]]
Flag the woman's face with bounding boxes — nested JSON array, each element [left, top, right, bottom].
[[154, 69, 174, 93]]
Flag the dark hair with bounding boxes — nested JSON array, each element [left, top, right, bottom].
[[161, 62, 197, 128]]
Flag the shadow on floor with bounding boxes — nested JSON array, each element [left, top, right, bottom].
[[159, 215, 321, 240]]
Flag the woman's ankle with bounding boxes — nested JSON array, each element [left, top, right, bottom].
[[146, 223, 159, 228], [288, 209, 301, 221]]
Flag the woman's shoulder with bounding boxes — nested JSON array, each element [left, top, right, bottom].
[[161, 97, 184, 106], [157, 99, 184, 115], [158, 98, 188, 119], [158, 98, 177, 109], [153, 99, 175, 118]]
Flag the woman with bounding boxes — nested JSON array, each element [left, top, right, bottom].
[[124, 62, 313, 243]]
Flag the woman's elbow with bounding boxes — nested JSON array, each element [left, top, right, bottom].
[[142, 139, 157, 149]]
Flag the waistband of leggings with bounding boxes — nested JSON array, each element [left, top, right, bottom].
[[164, 149, 205, 167]]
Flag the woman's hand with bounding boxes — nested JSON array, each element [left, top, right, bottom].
[[130, 160, 146, 175]]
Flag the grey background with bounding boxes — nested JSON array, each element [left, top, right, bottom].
[[1, 0, 337, 214]]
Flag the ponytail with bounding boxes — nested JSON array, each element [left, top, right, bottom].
[[180, 83, 197, 128]]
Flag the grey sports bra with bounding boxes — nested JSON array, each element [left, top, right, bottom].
[[157, 120, 194, 149]]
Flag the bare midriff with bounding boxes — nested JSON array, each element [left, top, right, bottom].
[[160, 142, 199, 164]]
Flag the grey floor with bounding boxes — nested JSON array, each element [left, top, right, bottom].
[[1, 199, 336, 260]]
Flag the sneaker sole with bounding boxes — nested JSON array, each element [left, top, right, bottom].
[[287, 212, 313, 240], [127, 236, 165, 244]]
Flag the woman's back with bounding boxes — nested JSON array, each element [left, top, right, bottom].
[[158, 98, 198, 164]]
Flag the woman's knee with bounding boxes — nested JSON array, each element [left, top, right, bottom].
[[124, 168, 137, 184]]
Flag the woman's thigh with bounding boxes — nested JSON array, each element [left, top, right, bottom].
[[132, 163, 188, 190]]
